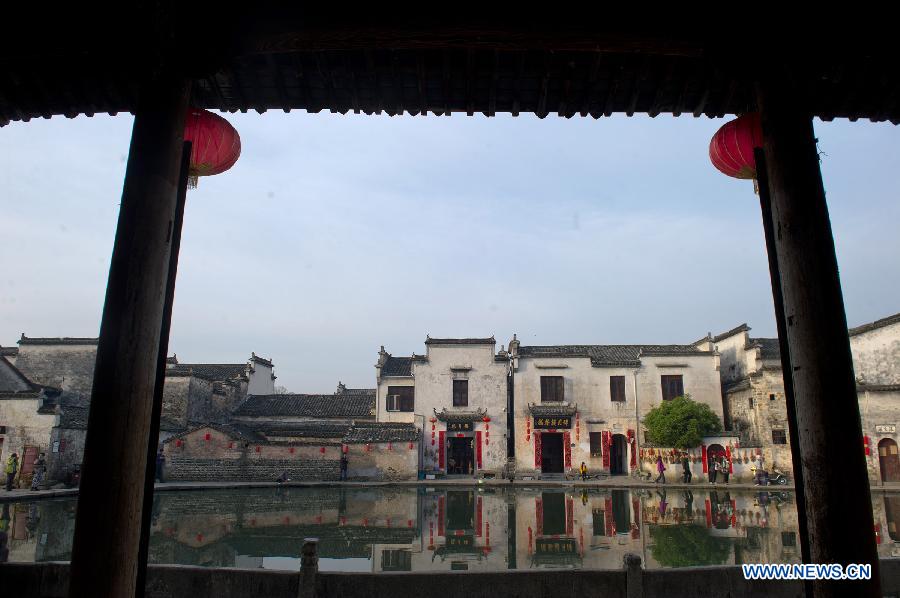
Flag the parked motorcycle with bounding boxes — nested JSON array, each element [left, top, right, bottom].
[[767, 469, 789, 485]]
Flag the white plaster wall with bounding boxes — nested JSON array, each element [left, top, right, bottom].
[[712, 330, 754, 385], [248, 361, 276, 395], [376, 378, 415, 424], [851, 321, 900, 385], [0, 398, 56, 467]]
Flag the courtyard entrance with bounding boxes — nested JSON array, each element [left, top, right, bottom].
[[447, 437, 475, 475], [610, 434, 628, 475], [541, 433, 564, 474]]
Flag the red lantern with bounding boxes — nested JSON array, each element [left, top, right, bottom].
[[319, 446, 325, 454], [175, 439, 182, 448], [183, 108, 241, 188], [204, 433, 211, 441], [709, 112, 763, 180], [482, 416, 491, 423]]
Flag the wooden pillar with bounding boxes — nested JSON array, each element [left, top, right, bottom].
[[68, 73, 190, 598], [756, 81, 881, 596], [134, 140, 192, 598]]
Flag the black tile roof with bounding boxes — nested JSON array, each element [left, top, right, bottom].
[[425, 336, 495, 345], [18, 335, 98, 346], [381, 356, 413, 377], [167, 363, 248, 382], [0, 346, 18, 357], [166, 422, 267, 443], [234, 392, 375, 418], [749, 338, 781, 361], [257, 421, 352, 439], [518, 344, 708, 367], [343, 422, 420, 443], [849, 312, 900, 337], [58, 405, 90, 429]]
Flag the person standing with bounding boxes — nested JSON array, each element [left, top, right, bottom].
[[340, 453, 348, 481], [5, 453, 18, 491], [753, 453, 764, 486], [580, 461, 588, 481], [719, 454, 730, 484], [655, 455, 666, 484], [709, 452, 718, 484], [155, 448, 166, 483], [681, 452, 692, 483], [30, 453, 46, 491]]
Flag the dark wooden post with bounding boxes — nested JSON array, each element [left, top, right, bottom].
[[756, 81, 881, 597], [134, 140, 192, 598], [68, 73, 190, 598]]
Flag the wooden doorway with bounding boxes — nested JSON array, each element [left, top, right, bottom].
[[610, 434, 628, 475], [541, 433, 564, 474], [879, 439, 900, 483]]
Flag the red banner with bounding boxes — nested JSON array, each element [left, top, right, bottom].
[[534, 432, 542, 468], [602, 431, 610, 469], [439, 431, 445, 469], [563, 432, 572, 469], [536, 498, 543, 535], [704, 498, 712, 528], [725, 446, 733, 473], [476, 431, 483, 470], [627, 429, 636, 469], [438, 496, 445, 536], [566, 497, 574, 535], [701, 445, 708, 473], [605, 497, 614, 536]]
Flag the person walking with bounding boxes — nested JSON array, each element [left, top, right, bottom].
[[681, 452, 692, 483], [580, 461, 588, 481], [655, 455, 666, 484], [753, 453, 764, 486], [155, 448, 166, 483], [719, 454, 730, 484], [340, 453, 348, 481], [709, 452, 718, 484], [30, 453, 46, 491], [5, 453, 18, 491]]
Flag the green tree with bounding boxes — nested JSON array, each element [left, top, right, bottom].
[[650, 524, 732, 567], [643, 394, 722, 448]]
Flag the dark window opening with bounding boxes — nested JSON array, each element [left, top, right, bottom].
[[381, 549, 412, 571], [769, 393, 776, 401], [772, 429, 787, 445], [387, 386, 415, 412], [610, 376, 626, 402], [589, 432, 603, 457], [541, 376, 564, 402], [661, 375, 684, 401], [782, 532, 796, 547], [749, 397, 754, 409], [453, 379, 469, 407]]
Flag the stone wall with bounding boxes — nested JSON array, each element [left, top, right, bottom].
[[14, 343, 97, 397], [345, 441, 418, 481], [47, 427, 87, 483], [164, 457, 339, 482], [0, 397, 56, 478]]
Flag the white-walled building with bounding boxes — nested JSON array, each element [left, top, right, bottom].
[[509, 337, 723, 478], [376, 337, 510, 477]]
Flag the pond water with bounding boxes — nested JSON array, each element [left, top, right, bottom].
[[2, 487, 898, 572]]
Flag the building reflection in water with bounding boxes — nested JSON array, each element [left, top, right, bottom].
[[4, 487, 897, 572]]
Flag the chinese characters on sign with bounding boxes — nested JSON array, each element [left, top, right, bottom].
[[876, 424, 896, 434], [533, 416, 573, 429], [447, 421, 473, 432]]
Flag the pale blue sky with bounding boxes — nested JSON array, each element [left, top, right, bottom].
[[1, 112, 897, 391]]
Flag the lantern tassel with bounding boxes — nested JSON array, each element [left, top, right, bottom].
[[187, 175, 199, 189]]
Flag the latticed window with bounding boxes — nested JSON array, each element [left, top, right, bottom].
[[660, 375, 684, 401], [772, 429, 787, 444], [541, 376, 564, 402], [610, 376, 626, 402], [453, 379, 468, 407]]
